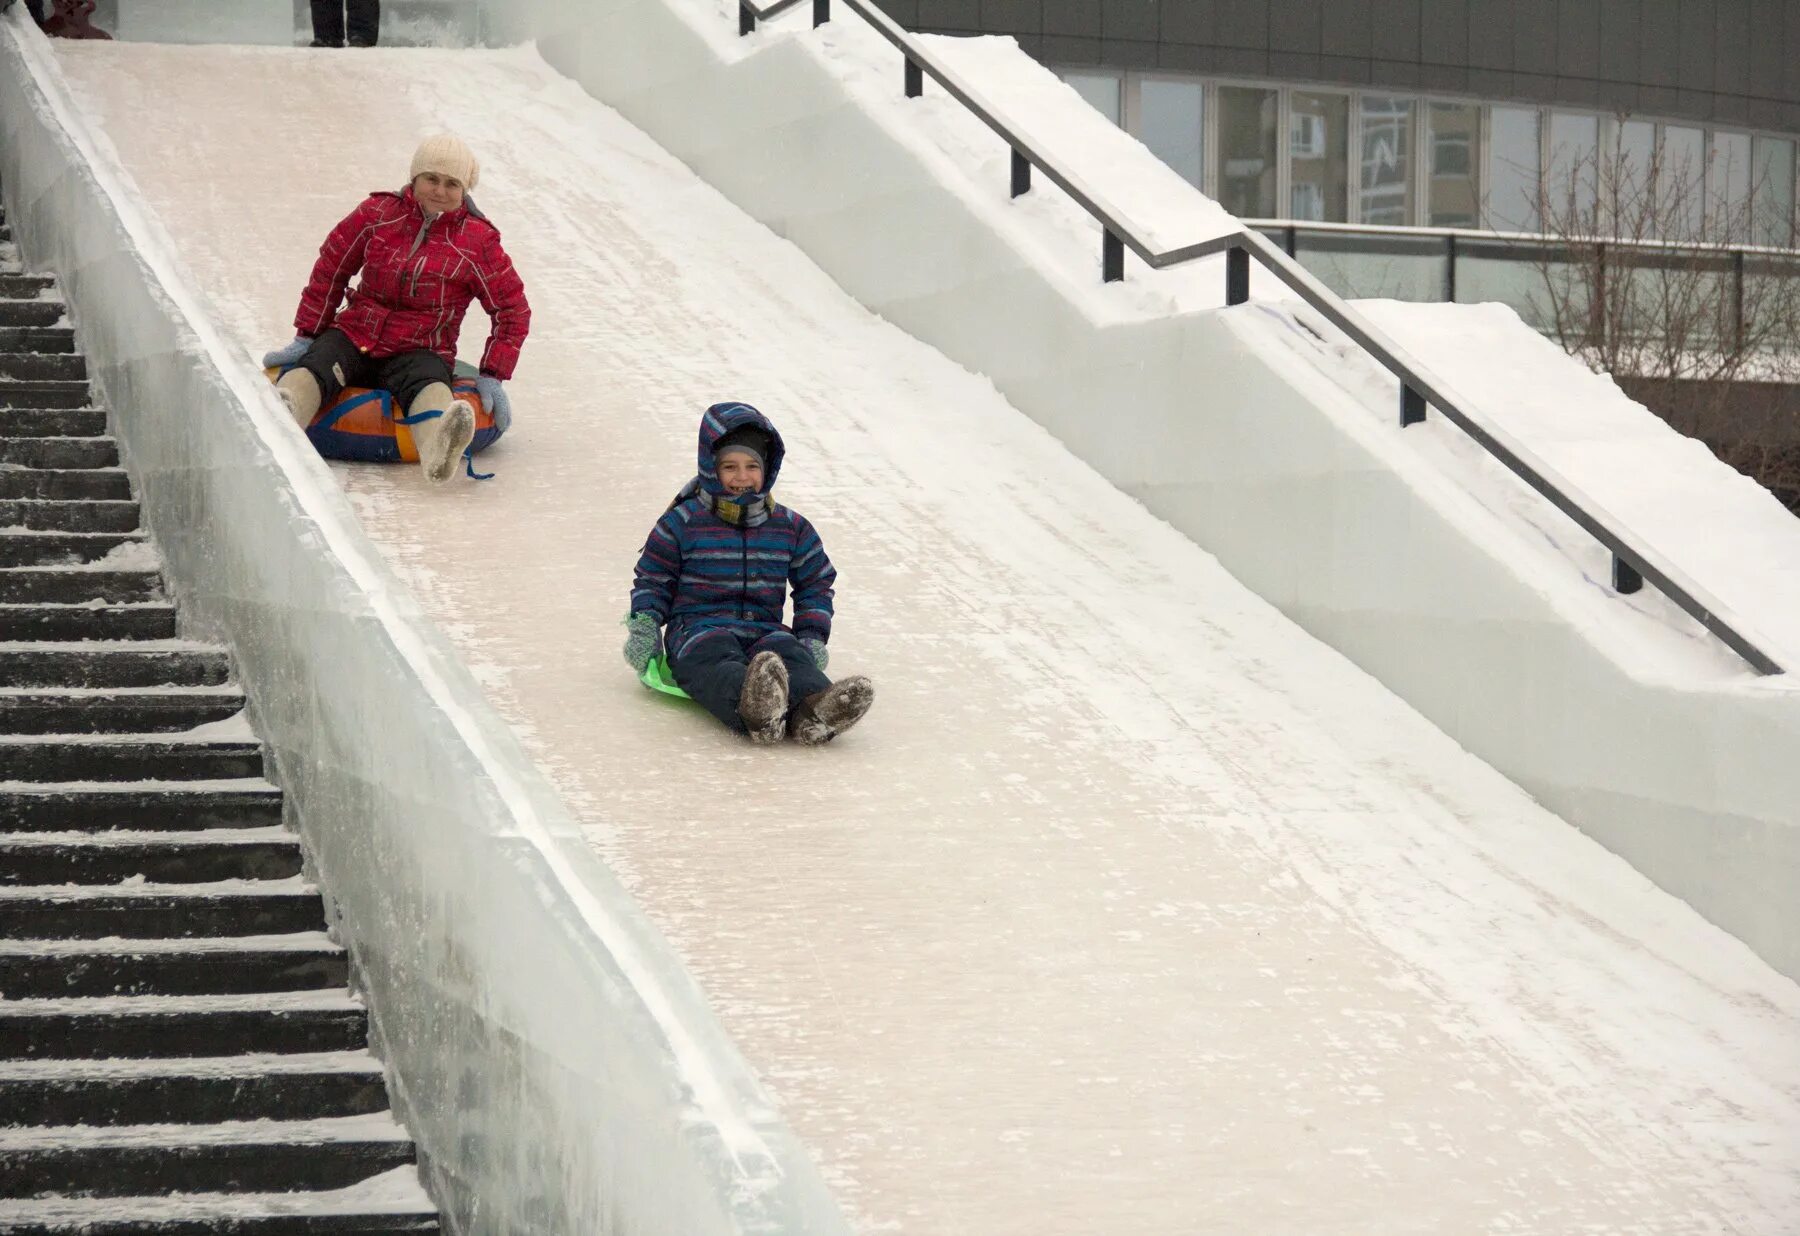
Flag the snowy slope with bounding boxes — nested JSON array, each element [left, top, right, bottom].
[[49, 40, 1800, 1236]]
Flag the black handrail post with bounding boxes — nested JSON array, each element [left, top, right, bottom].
[[1010, 149, 1030, 198], [1103, 230, 1125, 282], [1612, 555, 1644, 595], [1445, 233, 1457, 302], [904, 58, 922, 97], [813, 0, 830, 24], [1284, 225, 1297, 257], [739, 2, 755, 35], [1732, 248, 1747, 351], [1598, 241, 1612, 350], [1225, 246, 1249, 305], [1400, 384, 1427, 427]]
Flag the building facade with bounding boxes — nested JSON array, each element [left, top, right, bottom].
[[880, 0, 1800, 244]]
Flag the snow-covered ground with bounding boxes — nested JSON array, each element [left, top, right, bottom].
[[49, 40, 1800, 1235]]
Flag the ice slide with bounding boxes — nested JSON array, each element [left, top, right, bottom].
[[35, 35, 1800, 1236]]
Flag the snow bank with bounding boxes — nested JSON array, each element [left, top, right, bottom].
[[483, 0, 1800, 980], [0, 12, 849, 1236]]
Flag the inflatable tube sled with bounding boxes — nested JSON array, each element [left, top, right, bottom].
[[640, 653, 692, 700], [265, 360, 504, 479]]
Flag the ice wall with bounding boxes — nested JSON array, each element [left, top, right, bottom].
[[0, 12, 853, 1236], [482, 0, 1800, 980]]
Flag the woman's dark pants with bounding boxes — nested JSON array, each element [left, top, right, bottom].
[[296, 329, 451, 416], [310, 0, 380, 46]]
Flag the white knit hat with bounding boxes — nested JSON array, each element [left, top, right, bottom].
[[409, 134, 479, 191]]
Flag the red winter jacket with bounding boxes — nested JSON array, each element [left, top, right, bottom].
[[293, 186, 530, 380]]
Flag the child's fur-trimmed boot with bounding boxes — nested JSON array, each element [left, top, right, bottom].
[[738, 651, 789, 744], [789, 676, 874, 746]]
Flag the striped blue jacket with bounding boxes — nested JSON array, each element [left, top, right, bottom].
[[630, 403, 836, 658]]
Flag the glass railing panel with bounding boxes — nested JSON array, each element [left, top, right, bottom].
[[1287, 229, 1449, 301]]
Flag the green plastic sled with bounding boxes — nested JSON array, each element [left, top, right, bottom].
[[639, 653, 692, 699]]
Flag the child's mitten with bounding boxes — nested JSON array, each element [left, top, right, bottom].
[[261, 335, 313, 368], [475, 373, 512, 433], [622, 612, 663, 673], [800, 637, 828, 673]]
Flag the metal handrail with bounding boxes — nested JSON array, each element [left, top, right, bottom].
[[734, 0, 1786, 676], [1240, 216, 1800, 261]]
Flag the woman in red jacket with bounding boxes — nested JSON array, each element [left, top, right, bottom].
[[263, 134, 531, 482]]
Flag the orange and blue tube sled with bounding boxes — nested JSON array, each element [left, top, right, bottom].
[[264, 361, 503, 478]]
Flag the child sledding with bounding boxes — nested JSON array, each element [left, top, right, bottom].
[[624, 403, 874, 745], [262, 134, 530, 481]]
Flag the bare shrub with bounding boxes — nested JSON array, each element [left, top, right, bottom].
[[1514, 124, 1800, 514]]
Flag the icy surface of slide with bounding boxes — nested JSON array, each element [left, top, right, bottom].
[[53, 41, 1800, 1235]]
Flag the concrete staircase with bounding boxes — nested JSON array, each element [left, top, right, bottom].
[[0, 216, 440, 1233]]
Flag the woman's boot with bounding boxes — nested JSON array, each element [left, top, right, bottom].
[[406, 383, 476, 483], [274, 368, 322, 429]]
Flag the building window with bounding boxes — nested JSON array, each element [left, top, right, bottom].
[[1139, 78, 1204, 188], [1061, 70, 1121, 126], [1661, 125, 1706, 238], [1426, 101, 1481, 226], [1488, 106, 1541, 231], [1613, 119, 1658, 232], [1753, 136, 1796, 247], [1358, 96, 1414, 225], [1546, 112, 1600, 231], [1289, 91, 1349, 222], [1709, 129, 1754, 237], [1217, 86, 1279, 218]]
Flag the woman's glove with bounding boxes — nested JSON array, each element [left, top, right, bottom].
[[476, 373, 512, 433], [800, 637, 828, 673], [261, 336, 313, 369], [622, 613, 663, 674]]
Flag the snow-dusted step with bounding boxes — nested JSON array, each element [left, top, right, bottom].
[[0, 467, 129, 502], [0, 932, 346, 998], [0, 409, 107, 439], [0, 782, 282, 832], [0, 1050, 388, 1128], [0, 735, 264, 783], [0, 497, 139, 532], [0, 877, 322, 940], [0, 989, 366, 1061], [0, 1115, 418, 1204], [0, 436, 116, 467], [0, 1166, 439, 1233], [0, 685, 244, 736], [0, 530, 147, 568], [0, 567, 163, 607], [0, 353, 84, 383], [0, 826, 300, 886], [0, 643, 228, 689], [0, 601, 179, 643], [0, 276, 53, 301], [0, 328, 74, 355], [0, 301, 61, 331], [0, 382, 90, 412]]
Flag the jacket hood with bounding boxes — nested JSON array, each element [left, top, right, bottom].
[[698, 401, 784, 500]]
